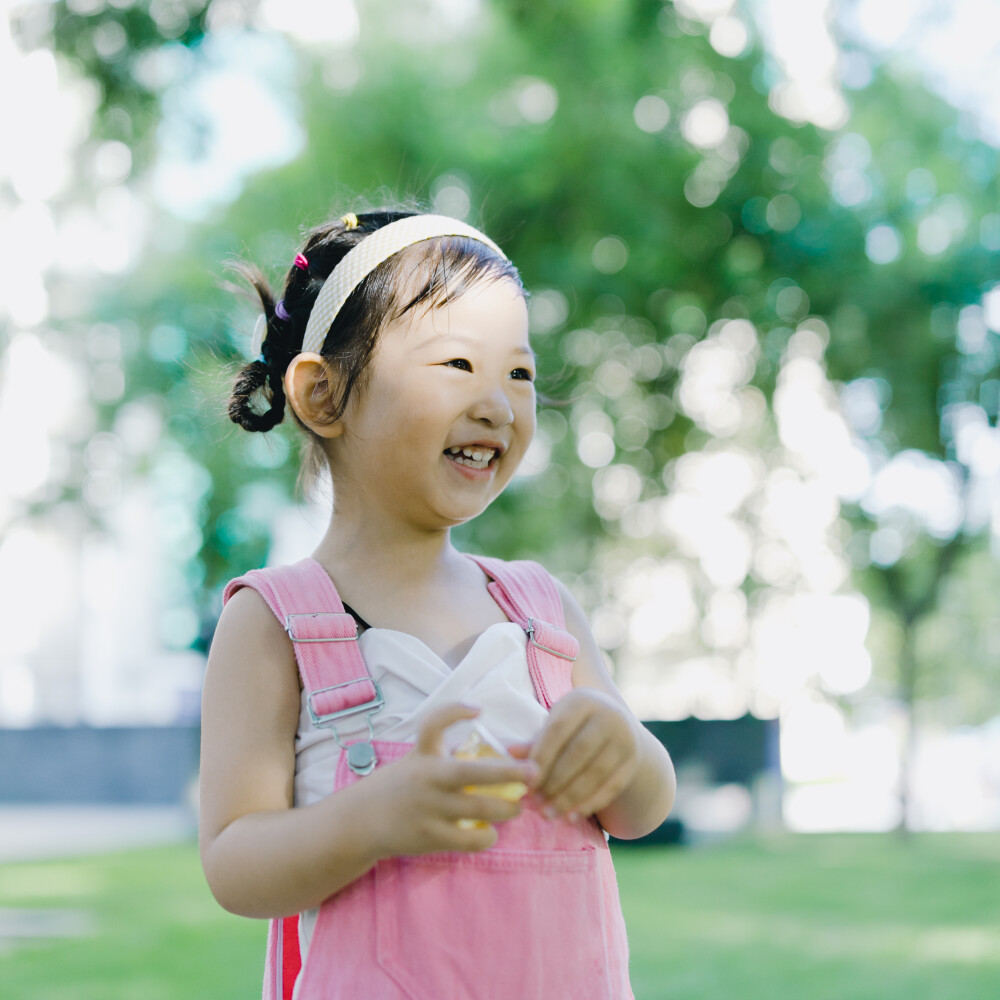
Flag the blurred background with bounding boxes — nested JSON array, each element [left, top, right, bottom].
[[1, 0, 999, 996]]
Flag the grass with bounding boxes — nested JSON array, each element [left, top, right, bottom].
[[616, 833, 1000, 1000], [0, 834, 997, 999], [0, 845, 265, 999]]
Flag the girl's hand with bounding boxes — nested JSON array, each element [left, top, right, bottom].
[[513, 689, 639, 822], [364, 704, 538, 858]]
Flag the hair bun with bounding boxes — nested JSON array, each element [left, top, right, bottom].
[[228, 359, 286, 432]]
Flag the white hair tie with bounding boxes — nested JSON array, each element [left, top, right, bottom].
[[300, 214, 507, 355]]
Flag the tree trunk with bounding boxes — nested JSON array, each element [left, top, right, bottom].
[[882, 535, 963, 838], [896, 616, 919, 836]]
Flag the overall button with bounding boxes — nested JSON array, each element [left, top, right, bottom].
[[347, 742, 377, 775]]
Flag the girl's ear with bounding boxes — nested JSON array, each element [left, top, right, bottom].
[[283, 352, 345, 439]]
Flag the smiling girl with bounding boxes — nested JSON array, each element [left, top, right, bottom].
[[199, 210, 675, 1000]]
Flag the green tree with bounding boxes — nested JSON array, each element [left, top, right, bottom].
[[22, 1, 1000, 827]]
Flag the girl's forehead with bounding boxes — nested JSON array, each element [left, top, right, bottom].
[[389, 278, 529, 346]]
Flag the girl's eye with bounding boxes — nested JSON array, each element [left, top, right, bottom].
[[444, 358, 472, 371], [510, 368, 535, 382]]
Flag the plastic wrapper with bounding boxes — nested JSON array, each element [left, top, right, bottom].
[[448, 720, 528, 830]]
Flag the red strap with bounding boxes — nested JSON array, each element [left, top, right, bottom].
[[261, 914, 300, 1000], [281, 916, 301, 1000]]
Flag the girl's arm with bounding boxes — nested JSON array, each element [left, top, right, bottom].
[[520, 580, 676, 841], [199, 587, 538, 919]]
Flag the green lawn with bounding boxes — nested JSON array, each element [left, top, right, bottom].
[[0, 834, 997, 999], [615, 833, 1000, 1000]]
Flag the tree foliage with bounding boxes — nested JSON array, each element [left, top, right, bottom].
[[27, 0, 1000, 745]]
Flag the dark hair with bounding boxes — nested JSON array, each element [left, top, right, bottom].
[[228, 209, 522, 485]]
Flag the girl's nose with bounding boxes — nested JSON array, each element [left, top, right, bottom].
[[469, 385, 514, 427]]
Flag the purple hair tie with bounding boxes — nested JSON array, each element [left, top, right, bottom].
[[275, 299, 291, 321]]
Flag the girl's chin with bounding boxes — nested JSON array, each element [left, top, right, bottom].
[[430, 489, 509, 528]]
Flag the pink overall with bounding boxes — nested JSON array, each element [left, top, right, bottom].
[[224, 556, 634, 1000]]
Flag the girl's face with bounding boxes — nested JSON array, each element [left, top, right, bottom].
[[331, 277, 535, 530]]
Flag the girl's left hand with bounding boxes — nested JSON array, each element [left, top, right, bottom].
[[512, 688, 640, 822]]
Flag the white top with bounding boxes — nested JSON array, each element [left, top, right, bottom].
[[293, 620, 549, 961]]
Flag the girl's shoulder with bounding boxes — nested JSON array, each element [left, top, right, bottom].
[[208, 568, 303, 698], [223, 556, 331, 608], [222, 556, 344, 630], [212, 583, 293, 664], [215, 556, 351, 670]]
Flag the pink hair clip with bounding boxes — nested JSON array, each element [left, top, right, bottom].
[[293, 253, 309, 271]]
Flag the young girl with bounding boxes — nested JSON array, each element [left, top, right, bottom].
[[200, 209, 676, 1000]]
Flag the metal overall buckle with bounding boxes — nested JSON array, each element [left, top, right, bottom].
[[526, 617, 577, 661], [305, 679, 385, 776], [286, 612, 384, 776]]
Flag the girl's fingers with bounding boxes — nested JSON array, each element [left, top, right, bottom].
[[546, 745, 634, 817], [559, 766, 633, 822], [528, 705, 590, 782], [445, 788, 525, 825], [435, 818, 499, 852], [411, 707, 538, 789], [417, 781, 523, 825], [525, 691, 640, 819], [453, 825, 499, 851], [534, 715, 608, 799], [414, 703, 481, 756], [445, 757, 538, 789], [418, 775, 527, 850], [544, 743, 619, 808]]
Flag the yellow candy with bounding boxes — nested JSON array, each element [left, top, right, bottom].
[[453, 730, 527, 830]]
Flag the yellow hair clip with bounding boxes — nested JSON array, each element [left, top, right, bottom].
[[341, 213, 359, 230]]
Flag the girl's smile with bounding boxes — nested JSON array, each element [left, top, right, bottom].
[[444, 441, 505, 477]]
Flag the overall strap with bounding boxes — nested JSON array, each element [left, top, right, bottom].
[[468, 555, 579, 709], [223, 557, 383, 1000], [223, 557, 383, 772]]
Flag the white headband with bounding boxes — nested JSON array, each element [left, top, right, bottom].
[[299, 214, 508, 355]]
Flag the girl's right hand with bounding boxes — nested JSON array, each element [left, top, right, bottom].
[[362, 704, 538, 857]]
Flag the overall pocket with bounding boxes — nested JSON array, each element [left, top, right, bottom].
[[374, 844, 612, 1000]]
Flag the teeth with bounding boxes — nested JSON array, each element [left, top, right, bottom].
[[446, 446, 497, 469]]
